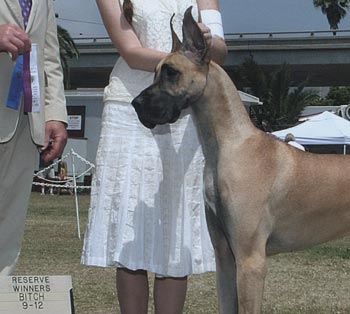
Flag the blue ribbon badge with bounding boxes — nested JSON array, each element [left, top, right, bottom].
[[6, 55, 24, 110]]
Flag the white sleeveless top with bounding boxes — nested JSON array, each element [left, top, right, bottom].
[[104, 0, 199, 102]]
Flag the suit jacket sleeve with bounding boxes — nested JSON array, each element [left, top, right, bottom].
[[43, 0, 68, 124]]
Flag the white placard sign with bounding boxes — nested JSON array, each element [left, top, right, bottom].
[[0, 276, 74, 313], [67, 115, 82, 131]]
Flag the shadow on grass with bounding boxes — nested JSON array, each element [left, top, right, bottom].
[[14, 192, 350, 314]]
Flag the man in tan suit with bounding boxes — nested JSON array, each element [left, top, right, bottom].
[[0, 0, 68, 275]]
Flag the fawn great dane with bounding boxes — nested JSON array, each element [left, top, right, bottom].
[[132, 7, 350, 314]]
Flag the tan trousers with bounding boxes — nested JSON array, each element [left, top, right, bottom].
[[0, 112, 37, 275]]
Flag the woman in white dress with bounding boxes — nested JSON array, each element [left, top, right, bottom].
[[81, 0, 227, 313]]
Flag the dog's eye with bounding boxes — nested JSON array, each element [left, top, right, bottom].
[[162, 64, 179, 81]]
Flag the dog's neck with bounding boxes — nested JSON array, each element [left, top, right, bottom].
[[191, 62, 258, 164]]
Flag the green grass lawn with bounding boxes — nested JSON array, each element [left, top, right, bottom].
[[15, 192, 350, 314]]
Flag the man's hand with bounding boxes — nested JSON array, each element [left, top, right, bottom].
[[40, 121, 68, 163], [0, 23, 31, 60]]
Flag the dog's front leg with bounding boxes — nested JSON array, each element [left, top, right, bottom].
[[234, 240, 267, 314], [205, 205, 238, 314]]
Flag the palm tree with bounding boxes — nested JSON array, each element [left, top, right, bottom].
[[57, 25, 79, 89], [235, 58, 318, 131], [313, 0, 349, 30]]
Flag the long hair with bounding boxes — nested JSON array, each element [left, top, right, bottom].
[[123, 0, 134, 25]]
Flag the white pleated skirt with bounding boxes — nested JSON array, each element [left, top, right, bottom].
[[81, 100, 215, 277]]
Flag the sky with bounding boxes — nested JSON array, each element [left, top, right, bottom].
[[53, 0, 350, 39]]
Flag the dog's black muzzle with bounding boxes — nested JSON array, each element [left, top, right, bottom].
[[132, 86, 188, 129]]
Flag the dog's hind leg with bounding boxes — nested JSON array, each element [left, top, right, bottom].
[[205, 205, 238, 314]]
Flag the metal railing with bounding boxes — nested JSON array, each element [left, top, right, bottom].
[[225, 29, 350, 39], [71, 29, 350, 44]]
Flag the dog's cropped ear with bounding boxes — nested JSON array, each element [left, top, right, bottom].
[[170, 14, 182, 52], [182, 6, 209, 63]]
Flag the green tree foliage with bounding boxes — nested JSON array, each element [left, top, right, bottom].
[[235, 58, 318, 131], [57, 25, 79, 89], [313, 0, 349, 30], [302, 87, 350, 106], [326, 86, 350, 104]]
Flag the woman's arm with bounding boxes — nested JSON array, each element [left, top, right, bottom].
[[197, 0, 228, 65], [96, 0, 227, 71], [96, 0, 167, 72]]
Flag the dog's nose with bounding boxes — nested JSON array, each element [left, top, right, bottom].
[[131, 96, 142, 109], [131, 97, 157, 129]]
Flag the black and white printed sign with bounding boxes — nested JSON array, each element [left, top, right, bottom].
[[0, 276, 74, 313]]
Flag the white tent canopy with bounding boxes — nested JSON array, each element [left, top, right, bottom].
[[272, 111, 350, 146], [238, 91, 263, 105]]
